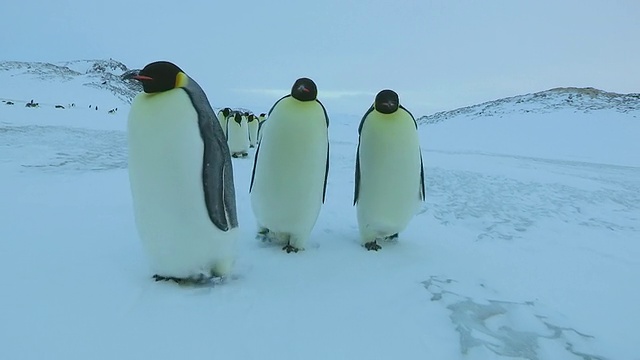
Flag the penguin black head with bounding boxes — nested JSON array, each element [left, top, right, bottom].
[[233, 113, 242, 124], [374, 89, 399, 114], [129, 61, 186, 93], [291, 78, 317, 102], [259, 113, 266, 117], [222, 107, 231, 117], [248, 114, 256, 122]]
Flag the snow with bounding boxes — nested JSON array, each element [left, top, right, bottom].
[[1, 66, 639, 360], [423, 108, 640, 168]]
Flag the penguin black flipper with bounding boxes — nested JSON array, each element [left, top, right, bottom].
[[401, 105, 417, 129], [183, 77, 239, 231], [249, 142, 260, 193], [419, 152, 425, 200], [249, 95, 289, 194], [354, 105, 375, 205], [353, 146, 361, 206], [317, 99, 330, 203], [402, 105, 426, 201], [267, 95, 288, 116]]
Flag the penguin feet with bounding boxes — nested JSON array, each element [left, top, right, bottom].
[[384, 233, 399, 241], [152, 274, 222, 286], [364, 241, 382, 251], [282, 243, 300, 253], [256, 227, 271, 242], [153, 274, 189, 284]]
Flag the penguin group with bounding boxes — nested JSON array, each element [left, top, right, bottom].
[[215, 107, 267, 158], [125, 61, 425, 285]]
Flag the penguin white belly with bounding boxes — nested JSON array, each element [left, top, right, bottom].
[[128, 90, 235, 278], [251, 101, 327, 247], [227, 118, 249, 155], [357, 112, 421, 242], [217, 111, 228, 136]]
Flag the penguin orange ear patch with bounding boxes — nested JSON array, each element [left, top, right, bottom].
[[175, 72, 189, 88]]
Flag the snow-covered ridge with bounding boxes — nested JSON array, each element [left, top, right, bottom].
[[4, 59, 639, 122], [418, 87, 640, 125], [0, 59, 141, 104]]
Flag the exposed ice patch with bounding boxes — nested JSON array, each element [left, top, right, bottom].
[[0, 125, 127, 172], [422, 276, 608, 360]]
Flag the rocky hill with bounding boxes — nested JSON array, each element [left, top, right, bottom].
[[418, 87, 640, 125], [0, 59, 141, 104]]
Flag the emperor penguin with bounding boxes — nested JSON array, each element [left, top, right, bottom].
[[217, 107, 232, 136], [247, 114, 259, 148], [257, 112, 268, 142], [124, 61, 239, 283], [354, 89, 425, 251], [226, 112, 250, 158], [250, 78, 329, 253]]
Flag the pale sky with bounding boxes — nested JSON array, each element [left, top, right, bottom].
[[2, 0, 638, 116]]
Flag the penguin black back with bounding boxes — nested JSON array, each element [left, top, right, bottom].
[[291, 78, 317, 102]]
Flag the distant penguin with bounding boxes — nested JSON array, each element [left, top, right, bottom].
[[257, 112, 268, 142], [250, 78, 329, 253], [226, 112, 249, 158], [247, 114, 259, 148], [124, 61, 239, 283], [217, 107, 231, 136], [354, 89, 425, 251]]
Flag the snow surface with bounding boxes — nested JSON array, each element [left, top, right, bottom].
[[1, 66, 639, 360]]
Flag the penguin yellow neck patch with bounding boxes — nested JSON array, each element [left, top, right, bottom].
[[175, 72, 189, 88]]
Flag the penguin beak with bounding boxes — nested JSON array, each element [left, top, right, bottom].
[[121, 69, 152, 82], [297, 85, 310, 93], [133, 75, 153, 81]]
